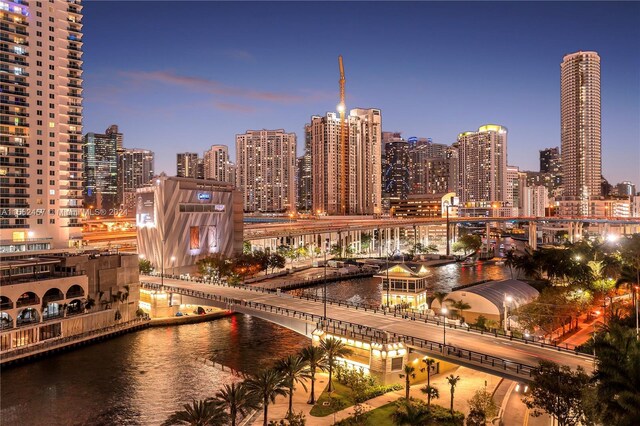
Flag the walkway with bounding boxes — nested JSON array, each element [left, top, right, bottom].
[[141, 276, 594, 377], [251, 367, 531, 425]]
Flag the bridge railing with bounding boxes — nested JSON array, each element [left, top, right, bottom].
[[289, 289, 589, 356], [140, 281, 536, 379], [140, 277, 592, 357]]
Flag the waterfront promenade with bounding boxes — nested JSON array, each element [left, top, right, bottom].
[[141, 275, 594, 376]]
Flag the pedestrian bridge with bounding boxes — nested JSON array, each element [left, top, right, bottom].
[[140, 276, 594, 383]]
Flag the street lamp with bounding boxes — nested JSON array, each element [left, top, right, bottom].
[[441, 307, 448, 346], [170, 256, 176, 276], [503, 295, 513, 333], [385, 250, 391, 309], [323, 238, 329, 321]]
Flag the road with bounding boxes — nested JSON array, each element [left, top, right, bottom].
[[141, 275, 594, 374]]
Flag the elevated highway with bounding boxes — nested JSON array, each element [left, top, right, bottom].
[[141, 276, 594, 382]]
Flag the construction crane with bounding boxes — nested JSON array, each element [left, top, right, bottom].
[[338, 55, 347, 215]]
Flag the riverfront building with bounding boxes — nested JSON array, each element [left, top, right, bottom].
[[119, 148, 154, 214], [136, 175, 243, 274], [0, 251, 141, 357], [560, 51, 602, 215], [236, 129, 296, 213], [0, 0, 84, 249], [376, 263, 432, 309]]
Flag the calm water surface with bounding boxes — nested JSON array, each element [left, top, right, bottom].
[[1, 315, 307, 426], [295, 262, 511, 306], [1, 263, 509, 425]]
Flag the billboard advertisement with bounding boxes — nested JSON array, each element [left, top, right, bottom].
[[207, 225, 217, 253], [189, 226, 200, 250], [136, 193, 155, 227]]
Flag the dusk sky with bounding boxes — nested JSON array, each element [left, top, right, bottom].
[[82, 1, 640, 187]]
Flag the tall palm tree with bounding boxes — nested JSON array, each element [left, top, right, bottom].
[[320, 337, 353, 393], [399, 364, 417, 400], [161, 399, 227, 426], [445, 298, 472, 322], [244, 369, 288, 426], [593, 323, 640, 425], [299, 345, 328, 404], [420, 385, 439, 409], [504, 249, 517, 279], [276, 354, 311, 416], [214, 382, 255, 426], [421, 358, 436, 406], [446, 374, 461, 415]]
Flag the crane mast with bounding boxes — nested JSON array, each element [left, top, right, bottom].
[[338, 55, 347, 215]]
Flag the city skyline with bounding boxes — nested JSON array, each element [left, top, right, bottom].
[[82, 1, 640, 187]]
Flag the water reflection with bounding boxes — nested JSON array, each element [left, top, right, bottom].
[[1, 315, 308, 426], [293, 263, 511, 307]]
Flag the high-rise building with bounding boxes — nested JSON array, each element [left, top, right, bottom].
[[203, 145, 231, 183], [457, 125, 508, 205], [539, 147, 562, 196], [615, 181, 636, 197], [560, 51, 601, 213], [296, 132, 312, 212], [83, 130, 118, 212], [236, 129, 296, 213], [119, 148, 154, 215], [120, 149, 154, 191], [106, 124, 123, 151], [176, 153, 200, 178], [308, 108, 381, 215], [0, 0, 84, 249], [505, 165, 520, 216], [423, 146, 459, 195], [383, 138, 411, 202]]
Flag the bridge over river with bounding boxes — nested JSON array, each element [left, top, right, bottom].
[[141, 275, 594, 383]]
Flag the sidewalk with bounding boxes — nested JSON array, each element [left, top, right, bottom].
[[251, 367, 502, 425], [560, 316, 602, 348]]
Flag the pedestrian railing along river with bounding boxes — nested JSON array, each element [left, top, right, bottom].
[[140, 276, 594, 357], [140, 281, 543, 379]]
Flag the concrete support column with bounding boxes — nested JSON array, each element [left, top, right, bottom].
[[395, 227, 400, 252], [529, 222, 537, 251]]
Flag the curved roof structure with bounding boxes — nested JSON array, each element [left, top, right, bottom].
[[455, 279, 538, 315]]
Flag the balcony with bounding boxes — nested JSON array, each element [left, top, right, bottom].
[[0, 203, 29, 208], [0, 182, 29, 188], [0, 140, 28, 147], [0, 193, 29, 198]]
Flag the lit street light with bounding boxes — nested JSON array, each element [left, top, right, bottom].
[[441, 307, 448, 346]]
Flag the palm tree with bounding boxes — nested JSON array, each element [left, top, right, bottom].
[[276, 354, 311, 416], [391, 399, 430, 426], [505, 249, 517, 279], [433, 291, 448, 313], [299, 345, 328, 404], [421, 358, 436, 406], [445, 298, 472, 322], [446, 374, 461, 415], [320, 337, 353, 393], [162, 399, 227, 426], [420, 385, 439, 409], [244, 368, 289, 426], [593, 323, 640, 425], [399, 364, 417, 400], [214, 382, 255, 426]]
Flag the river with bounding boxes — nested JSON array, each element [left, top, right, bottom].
[[1, 263, 510, 425]]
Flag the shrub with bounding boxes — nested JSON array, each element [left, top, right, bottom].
[[355, 384, 403, 403]]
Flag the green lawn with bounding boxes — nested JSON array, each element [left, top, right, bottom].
[[363, 401, 396, 425], [309, 381, 355, 417]]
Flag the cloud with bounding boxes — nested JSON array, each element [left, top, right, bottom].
[[214, 102, 256, 113], [224, 49, 254, 62], [122, 70, 304, 103]]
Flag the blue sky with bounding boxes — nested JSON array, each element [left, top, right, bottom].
[[82, 1, 640, 186]]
